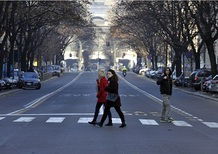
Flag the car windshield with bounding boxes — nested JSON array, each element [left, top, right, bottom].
[[23, 73, 38, 79]]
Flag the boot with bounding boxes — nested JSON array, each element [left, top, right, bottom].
[[88, 121, 96, 125], [105, 122, 113, 126], [96, 122, 103, 127], [119, 123, 126, 128]]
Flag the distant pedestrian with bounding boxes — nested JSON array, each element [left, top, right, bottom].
[[89, 69, 112, 126], [96, 69, 126, 128], [156, 67, 174, 123]]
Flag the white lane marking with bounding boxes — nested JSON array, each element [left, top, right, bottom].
[[172, 121, 193, 127], [78, 117, 93, 123], [99, 106, 104, 115], [0, 117, 5, 120], [78, 117, 122, 124], [13, 117, 35, 122], [120, 94, 127, 97], [139, 119, 159, 125], [7, 72, 83, 115], [118, 74, 198, 121], [111, 118, 122, 124], [0, 113, 94, 116], [46, 117, 65, 123], [202, 122, 218, 128]]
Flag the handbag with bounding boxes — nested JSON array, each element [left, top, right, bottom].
[[107, 93, 118, 102]]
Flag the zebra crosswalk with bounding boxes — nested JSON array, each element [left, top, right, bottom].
[[0, 116, 218, 129]]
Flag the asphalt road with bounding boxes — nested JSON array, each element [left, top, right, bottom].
[[0, 72, 218, 154]]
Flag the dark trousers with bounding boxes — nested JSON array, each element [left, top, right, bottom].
[[93, 102, 112, 123], [100, 102, 125, 124]]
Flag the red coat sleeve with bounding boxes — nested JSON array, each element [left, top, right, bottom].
[[97, 78, 108, 98]]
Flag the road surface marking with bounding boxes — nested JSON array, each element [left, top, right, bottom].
[[78, 117, 122, 124], [202, 122, 218, 128], [139, 119, 159, 125], [46, 117, 65, 123], [13, 117, 35, 122], [7, 72, 83, 115], [111, 118, 122, 124], [78, 117, 93, 123], [118, 74, 202, 122], [0, 117, 5, 120], [99, 106, 104, 115], [172, 121, 193, 127]]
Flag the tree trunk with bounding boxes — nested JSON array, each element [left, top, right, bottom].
[[205, 41, 217, 77], [154, 55, 158, 70], [7, 51, 13, 77], [194, 52, 200, 70], [21, 50, 27, 71], [0, 53, 3, 79], [172, 47, 182, 77]]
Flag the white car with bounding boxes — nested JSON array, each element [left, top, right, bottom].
[[139, 67, 149, 75], [208, 75, 218, 92]]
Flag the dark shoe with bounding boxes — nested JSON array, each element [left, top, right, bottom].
[[167, 117, 174, 121], [160, 118, 167, 123], [166, 117, 174, 123], [105, 123, 113, 126], [119, 123, 126, 128], [96, 122, 103, 127], [88, 121, 96, 125]]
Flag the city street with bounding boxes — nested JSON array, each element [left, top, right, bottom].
[[0, 72, 218, 154]]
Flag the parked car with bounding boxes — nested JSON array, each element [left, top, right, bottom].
[[133, 65, 142, 74], [208, 75, 218, 93], [19, 72, 41, 89], [51, 65, 61, 77], [189, 69, 211, 90], [3, 77, 17, 89], [145, 70, 156, 78], [202, 75, 213, 92], [174, 74, 191, 87], [0, 80, 6, 91], [139, 66, 149, 75]]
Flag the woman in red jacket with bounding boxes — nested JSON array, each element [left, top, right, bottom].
[[89, 69, 112, 126]]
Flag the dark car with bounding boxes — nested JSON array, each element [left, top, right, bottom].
[[20, 72, 41, 89], [174, 73, 191, 87], [51, 65, 61, 77], [190, 69, 211, 90]]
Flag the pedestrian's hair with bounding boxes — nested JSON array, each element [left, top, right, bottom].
[[98, 69, 106, 79], [108, 69, 118, 81], [164, 67, 172, 76]]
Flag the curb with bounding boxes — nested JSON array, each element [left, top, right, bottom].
[[136, 73, 218, 102]]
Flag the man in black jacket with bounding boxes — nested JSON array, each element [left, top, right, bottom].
[[156, 67, 173, 123]]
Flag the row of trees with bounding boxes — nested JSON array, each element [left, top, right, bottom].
[[0, 1, 95, 79], [111, 0, 218, 76]]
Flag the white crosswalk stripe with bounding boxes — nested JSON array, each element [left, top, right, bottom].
[[13, 117, 35, 122], [0, 117, 5, 120], [77, 117, 122, 124], [0, 115, 216, 128], [202, 122, 218, 128], [78, 117, 93, 123], [172, 121, 193, 127], [139, 119, 159, 125], [46, 117, 65, 123]]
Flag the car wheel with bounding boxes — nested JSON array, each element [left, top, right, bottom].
[[194, 86, 200, 91], [36, 84, 41, 90]]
